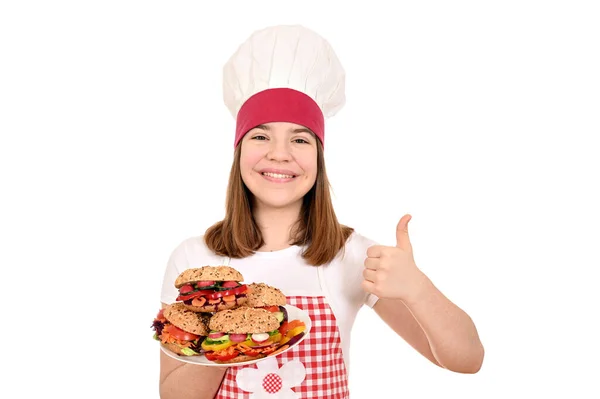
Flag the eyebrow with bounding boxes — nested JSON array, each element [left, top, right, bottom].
[[254, 124, 314, 135]]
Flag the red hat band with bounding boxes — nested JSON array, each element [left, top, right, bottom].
[[234, 88, 325, 148]]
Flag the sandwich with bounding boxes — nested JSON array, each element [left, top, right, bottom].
[[244, 283, 288, 324], [174, 266, 249, 312], [201, 306, 285, 364], [151, 302, 211, 356]]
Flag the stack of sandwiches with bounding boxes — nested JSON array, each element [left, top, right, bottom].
[[151, 266, 307, 364]]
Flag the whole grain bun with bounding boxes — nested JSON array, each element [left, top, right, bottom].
[[175, 266, 244, 288], [183, 296, 247, 313], [161, 342, 202, 357], [163, 302, 211, 336], [245, 283, 286, 307], [209, 306, 280, 334], [212, 354, 266, 364]]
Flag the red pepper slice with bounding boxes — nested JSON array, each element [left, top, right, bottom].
[[212, 346, 239, 361], [176, 289, 215, 301]]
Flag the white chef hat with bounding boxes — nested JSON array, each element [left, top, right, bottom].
[[223, 24, 346, 149]]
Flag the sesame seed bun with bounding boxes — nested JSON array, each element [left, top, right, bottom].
[[245, 283, 287, 307], [208, 306, 280, 334], [174, 266, 244, 288], [182, 297, 247, 313], [163, 302, 211, 336]]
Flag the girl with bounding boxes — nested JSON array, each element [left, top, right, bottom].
[[158, 24, 484, 399]]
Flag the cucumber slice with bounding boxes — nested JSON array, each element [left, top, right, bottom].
[[279, 306, 288, 322], [274, 311, 285, 323], [181, 347, 199, 356], [204, 335, 230, 344]]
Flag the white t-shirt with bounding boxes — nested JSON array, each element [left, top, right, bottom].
[[160, 231, 380, 370]]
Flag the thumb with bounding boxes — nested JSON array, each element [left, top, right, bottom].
[[395, 214, 413, 250]]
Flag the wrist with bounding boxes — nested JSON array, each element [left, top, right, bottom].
[[402, 269, 434, 306]]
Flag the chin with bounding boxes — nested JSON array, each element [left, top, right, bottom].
[[246, 183, 310, 210], [243, 173, 315, 205]]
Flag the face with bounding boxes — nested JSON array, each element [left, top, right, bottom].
[[240, 121, 318, 211]]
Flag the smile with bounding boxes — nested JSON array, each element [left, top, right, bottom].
[[262, 172, 296, 179]]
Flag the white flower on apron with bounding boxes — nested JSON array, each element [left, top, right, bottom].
[[236, 356, 306, 398]]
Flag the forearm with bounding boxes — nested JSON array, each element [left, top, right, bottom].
[[160, 362, 226, 399], [401, 274, 484, 373]]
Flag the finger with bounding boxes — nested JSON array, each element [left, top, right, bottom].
[[364, 257, 379, 270], [363, 268, 377, 282], [361, 279, 376, 294], [395, 214, 413, 251], [366, 245, 384, 258]]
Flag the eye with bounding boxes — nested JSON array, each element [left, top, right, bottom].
[[293, 138, 309, 144], [251, 134, 268, 141]]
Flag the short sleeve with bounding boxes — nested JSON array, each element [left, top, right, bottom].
[[364, 292, 380, 308], [346, 232, 381, 308], [160, 240, 190, 304]]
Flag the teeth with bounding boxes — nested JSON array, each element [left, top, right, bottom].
[[262, 172, 294, 179]]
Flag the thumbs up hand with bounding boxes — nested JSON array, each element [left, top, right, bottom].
[[362, 214, 427, 301]]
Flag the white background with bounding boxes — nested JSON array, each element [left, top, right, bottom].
[[1, 1, 599, 398]]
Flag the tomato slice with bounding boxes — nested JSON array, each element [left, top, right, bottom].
[[179, 284, 194, 294], [204, 351, 218, 361], [216, 353, 238, 361], [279, 320, 305, 337], [278, 321, 290, 336], [221, 281, 239, 288], [164, 325, 199, 341]]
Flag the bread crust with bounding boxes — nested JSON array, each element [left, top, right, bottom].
[[183, 297, 247, 313], [175, 266, 244, 288], [245, 283, 287, 307], [163, 302, 211, 336], [212, 354, 266, 364], [161, 342, 202, 357], [209, 306, 280, 334]]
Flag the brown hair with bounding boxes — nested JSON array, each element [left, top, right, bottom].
[[204, 139, 353, 266]]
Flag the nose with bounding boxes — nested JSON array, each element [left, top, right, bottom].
[[266, 138, 292, 162]]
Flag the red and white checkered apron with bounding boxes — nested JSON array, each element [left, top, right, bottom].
[[215, 295, 349, 398]]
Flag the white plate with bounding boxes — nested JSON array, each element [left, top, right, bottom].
[[160, 305, 312, 367]]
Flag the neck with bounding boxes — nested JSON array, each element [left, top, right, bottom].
[[253, 201, 303, 252]]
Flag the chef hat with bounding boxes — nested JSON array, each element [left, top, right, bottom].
[[223, 24, 346, 148]]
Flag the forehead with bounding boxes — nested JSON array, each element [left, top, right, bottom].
[[251, 122, 313, 134]]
